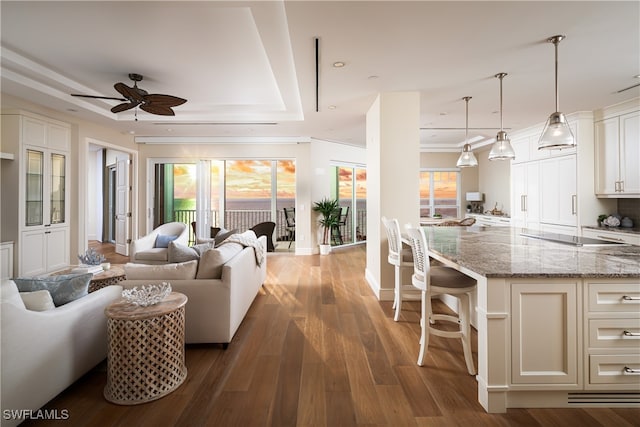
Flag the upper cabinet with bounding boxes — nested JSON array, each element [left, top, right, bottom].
[[595, 106, 640, 197]]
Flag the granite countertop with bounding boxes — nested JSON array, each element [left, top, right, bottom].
[[424, 226, 640, 279], [582, 225, 640, 235]]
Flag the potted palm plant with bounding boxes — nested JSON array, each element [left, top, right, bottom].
[[312, 197, 340, 255]]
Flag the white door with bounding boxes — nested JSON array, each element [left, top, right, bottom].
[[115, 157, 131, 256]]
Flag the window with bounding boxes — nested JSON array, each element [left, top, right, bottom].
[[152, 159, 295, 248], [419, 169, 460, 218], [330, 164, 367, 245]]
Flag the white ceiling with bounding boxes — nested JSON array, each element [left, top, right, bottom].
[[1, 1, 639, 151]]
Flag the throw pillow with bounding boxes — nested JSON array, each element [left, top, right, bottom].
[[214, 228, 239, 246], [155, 234, 178, 248], [14, 273, 92, 306], [124, 260, 198, 280], [168, 241, 199, 263], [192, 241, 215, 256], [1, 280, 26, 309], [196, 242, 243, 279], [20, 290, 55, 311]]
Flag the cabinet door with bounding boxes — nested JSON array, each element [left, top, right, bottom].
[[540, 156, 577, 226], [595, 117, 620, 195], [511, 163, 526, 227], [620, 111, 640, 194], [46, 227, 69, 271], [50, 153, 66, 224], [22, 117, 46, 147], [20, 230, 47, 276], [511, 281, 580, 386], [47, 123, 71, 151], [511, 135, 531, 164], [25, 149, 44, 227], [525, 162, 540, 228]]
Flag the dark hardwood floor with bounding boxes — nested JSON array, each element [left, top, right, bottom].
[[25, 245, 639, 426]]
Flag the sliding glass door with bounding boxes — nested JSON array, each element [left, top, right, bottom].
[[330, 164, 367, 245]]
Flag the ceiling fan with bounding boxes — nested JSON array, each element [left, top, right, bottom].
[[71, 73, 187, 117]]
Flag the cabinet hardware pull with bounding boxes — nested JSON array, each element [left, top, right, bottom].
[[597, 235, 624, 242], [620, 180, 625, 192], [521, 195, 525, 212], [615, 181, 619, 192], [45, 231, 51, 235], [623, 366, 640, 374], [623, 330, 640, 337], [44, 224, 51, 227], [571, 195, 577, 215], [622, 295, 640, 301]]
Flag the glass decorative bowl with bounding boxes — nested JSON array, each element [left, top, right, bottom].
[[122, 283, 172, 307]]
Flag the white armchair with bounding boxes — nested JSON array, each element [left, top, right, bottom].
[[130, 222, 189, 265], [1, 280, 122, 426]]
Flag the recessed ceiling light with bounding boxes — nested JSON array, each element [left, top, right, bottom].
[[66, 108, 77, 113], [492, 110, 499, 114], [635, 74, 640, 79], [367, 75, 379, 80], [439, 112, 447, 116], [333, 61, 346, 68], [166, 128, 173, 132], [328, 105, 337, 110], [128, 130, 135, 135]]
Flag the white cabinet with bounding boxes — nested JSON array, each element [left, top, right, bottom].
[[595, 110, 640, 197], [511, 281, 581, 386], [511, 162, 540, 230], [584, 281, 640, 390], [540, 155, 577, 227], [0, 242, 14, 279], [1, 112, 70, 276]]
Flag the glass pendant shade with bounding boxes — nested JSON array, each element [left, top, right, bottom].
[[539, 112, 575, 149], [456, 96, 478, 167], [489, 131, 516, 160], [488, 73, 515, 161], [539, 35, 575, 150], [457, 143, 478, 167]]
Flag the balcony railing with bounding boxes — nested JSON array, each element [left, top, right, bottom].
[[172, 209, 367, 246]]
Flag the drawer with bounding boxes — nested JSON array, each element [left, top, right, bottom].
[[588, 282, 640, 312], [589, 354, 640, 386], [589, 319, 640, 348], [582, 228, 640, 246]]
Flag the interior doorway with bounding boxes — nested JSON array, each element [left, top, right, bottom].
[[105, 165, 116, 243]]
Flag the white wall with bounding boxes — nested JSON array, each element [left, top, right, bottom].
[[477, 147, 511, 215]]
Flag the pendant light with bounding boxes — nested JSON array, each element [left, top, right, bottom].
[[488, 73, 515, 161], [538, 35, 575, 150], [456, 96, 478, 168]]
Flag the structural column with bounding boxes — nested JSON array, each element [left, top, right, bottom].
[[365, 92, 420, 300]]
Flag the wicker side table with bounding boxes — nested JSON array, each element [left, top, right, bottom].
[[104, 292, 188, 405]]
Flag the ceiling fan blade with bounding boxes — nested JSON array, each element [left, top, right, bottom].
[[114, 82, 145, 102], [144, 94, 187, 107], [111, 102, 138, 114], [140, 103, 176, 116], [71, 94, 127, 101]]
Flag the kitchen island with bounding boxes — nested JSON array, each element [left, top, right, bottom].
[[423, 226, 640, 413]]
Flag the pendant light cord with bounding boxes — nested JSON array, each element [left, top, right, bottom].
[[464, 96, 470, 144], [495, 73, 507, 132]]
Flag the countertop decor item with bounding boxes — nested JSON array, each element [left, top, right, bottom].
[[78, 248, 106, 266], [621, 217, 634, 228], [122, 282, 172, 307], [602, 216, 621, 227]]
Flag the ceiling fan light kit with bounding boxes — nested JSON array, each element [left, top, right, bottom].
[[488, 73, 516, 161], [538, 35, 575, 150], [71, 73, 187, 119], [456, 96, 478, 168]]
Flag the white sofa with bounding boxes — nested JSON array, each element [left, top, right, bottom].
[[130, 222, 189, 264], [121, 235, 267, 345], [0, 280, 122, 427]]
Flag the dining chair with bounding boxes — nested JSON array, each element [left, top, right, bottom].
[[381, 217, 414, 322], [404, 224, 477, 374], [331, 206, 349, 245], [283, 207, 296, 249]]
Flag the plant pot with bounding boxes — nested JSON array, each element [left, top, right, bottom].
[[319, 244, 331, 255]]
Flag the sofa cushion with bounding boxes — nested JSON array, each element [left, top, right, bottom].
[[196, 242, 244, 279], [13, 273, 92, 306], [155, 234, 178, 248], [20, 290, 55, 311], [192, 241, 214, 256], [168, 241, 199, 263], [124, 260, 198, 280], [1, 280, 26, 309], [135, 248, 169, 262], [196, 228, 238, 247]]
